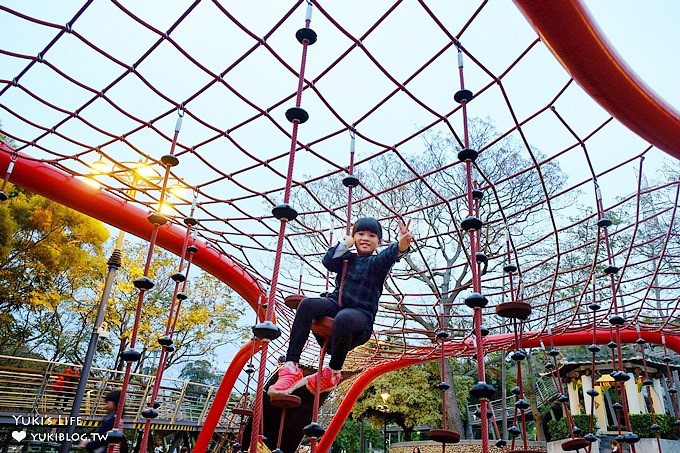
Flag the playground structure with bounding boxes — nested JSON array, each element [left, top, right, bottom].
[[1, 1, 679, 453]]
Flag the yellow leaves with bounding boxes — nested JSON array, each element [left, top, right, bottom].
[[27, 291, 62, 310]]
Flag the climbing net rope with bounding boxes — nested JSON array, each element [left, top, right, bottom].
[[1, 0, 679, 450]]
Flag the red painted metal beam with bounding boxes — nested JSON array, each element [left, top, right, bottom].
[[513, 0, 680, 158], [318, 328, 680, 452], [194, 340, 263, 453], [0, 143, 265, 313]]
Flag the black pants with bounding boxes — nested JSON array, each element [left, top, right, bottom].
[[286, 297, 371, 370]]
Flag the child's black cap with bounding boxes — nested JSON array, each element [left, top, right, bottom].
[[352, 217, 382, 240], [105, 390, 121, 406]]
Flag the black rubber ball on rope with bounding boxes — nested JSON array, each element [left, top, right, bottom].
[[597, 218, 612, 228], [272, 203, 298, 221], [545, 362, 555, 370], [158, 336, 173, 347], [469, 382, 495, 399], [548, 348, 560, 357], [511, 350, 527, 361], [252, 321, 281, 341], [514, 399, 530, 410], [435, 329, 449, 339], [642, 379, 653, 386], [475, 252, 488, 264], [557, 394, 569, 403], [650, 423, 661, 431], [611, 371, 630, 382], [454, 89, 474, 104], [623, 433, 641, 444], [133, 276, 155, 290], [511, 386, 521, 396], [584, 433, 598, 442], [609, 314, 625, 325], [464, 292, 488, 309], [503, 264, 518, 273], [604, 265, 620, 275], [295, 28, 317, 45], [588, 303, 601, 311], [106, 430, 126, 445], [161, 154, 179, 167], [187, 244, 199, 254], [612, 402, 624, 411], [586, 389, 599, 397], [0, 192, 7, 202], [120, 348, 142, 362], [342, 175, 359, 188], [184, 217, 198, 226], [460, 215, 483, 231], [495, 440, 507, 448], [472, 189, 484, 200], [141, 408, 159, 419], [587, 344, 600, 353], [607, 341, 618, 349], [171, 272, 186, 283], [147, 212, 168, 225], [438, 381, 450, 391], [285, 107, 309, 124], [508, 426, 521, 437], [457, 148, 478, 162], [303, 422, 325, 439], [636, 337, 647, 345]]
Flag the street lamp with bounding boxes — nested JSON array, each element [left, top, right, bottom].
[[379, 388, 391, 453]]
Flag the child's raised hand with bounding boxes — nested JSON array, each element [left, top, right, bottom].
[[397, 218, 412, 252], [344, 234, 355, 248]]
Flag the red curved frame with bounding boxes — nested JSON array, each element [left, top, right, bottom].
[[3, 1, 680, 450], [514, 0, 680, 158], [318, 328, 680, 452], [0, 143, 265, 313]]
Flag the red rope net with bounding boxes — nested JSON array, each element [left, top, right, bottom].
[[1, 0, 679, 443]]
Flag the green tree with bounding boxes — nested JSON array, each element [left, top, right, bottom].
[[333, 417, 383, 453], [179, 359, 222, 386], [347, 363, 473, 440], [0, 185, 109, 361], [97, 242, 250, 371]]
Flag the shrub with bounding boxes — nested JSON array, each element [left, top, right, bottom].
[[549, 413, 679, 441], [547, 414, 594, 441], [628, 414, 678, 440]]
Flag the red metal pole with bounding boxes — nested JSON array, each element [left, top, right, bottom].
[[194, 340, 263, 453]]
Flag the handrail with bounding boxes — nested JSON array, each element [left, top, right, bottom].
[[0, 355, 238, 431]]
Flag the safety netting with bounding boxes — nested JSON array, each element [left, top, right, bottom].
[[1, 0, 679, 450]]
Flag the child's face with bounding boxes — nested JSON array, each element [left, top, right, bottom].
[[353, 230, 379, 255], [105, 401, 116, 413]]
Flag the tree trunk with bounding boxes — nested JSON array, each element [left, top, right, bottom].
[[114, 337, 128, 372], [524, 352, 545, 441], [443, 359, 466, 437]]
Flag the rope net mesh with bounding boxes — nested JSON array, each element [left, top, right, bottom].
[[1, 0, 678, 389]]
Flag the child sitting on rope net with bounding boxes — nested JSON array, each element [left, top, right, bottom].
[[268, 217, 412, 395]]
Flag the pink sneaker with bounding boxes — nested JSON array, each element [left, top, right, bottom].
[[305, 367, 342, 394], [268, 363, 305, 396]]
